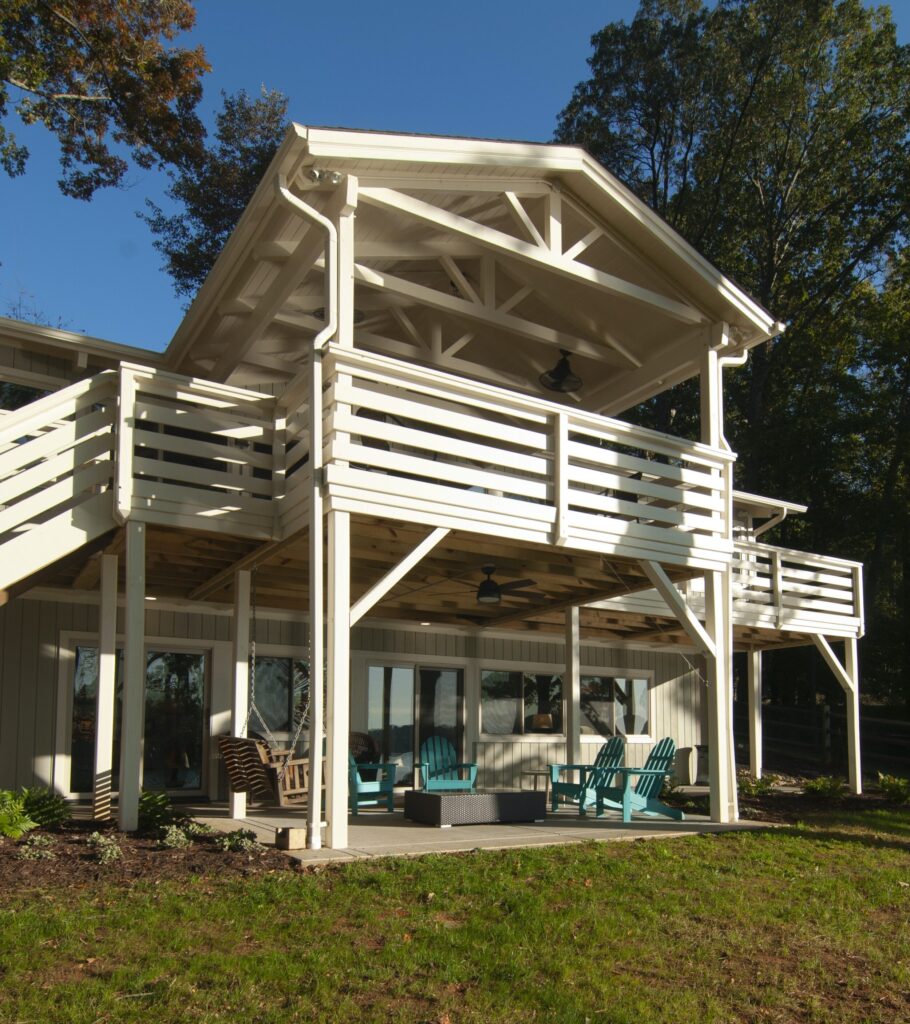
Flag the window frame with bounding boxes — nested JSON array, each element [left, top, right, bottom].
[[579, 671, 655, 745]]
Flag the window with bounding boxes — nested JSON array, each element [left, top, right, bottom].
[[580, 676, 650, 740], [249, 656, 309, 739], [481, 671, 562, 735]]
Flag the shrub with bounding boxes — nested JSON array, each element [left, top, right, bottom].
[[738, 774, 777, 797], [214, 828, 263, 853], [158, 824, 191, 849], [802, 775, 847, 798], [0, 791, 38, 839], [877, 772, 910, 803], [137, 790, 186, 834], [183, 819, 214, 837], [87, 831, 122, 865], [17, 833, 57, 861], [20, 787, 70, 828]]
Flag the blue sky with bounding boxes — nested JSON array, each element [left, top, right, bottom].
[[1, 1, 906, 353]]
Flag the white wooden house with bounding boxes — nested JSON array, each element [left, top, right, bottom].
[[0, 127, 863, 849]]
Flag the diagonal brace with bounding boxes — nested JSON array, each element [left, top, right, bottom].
[[639, 560, 716, 658]]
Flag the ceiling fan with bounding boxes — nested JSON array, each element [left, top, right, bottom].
[[476, 564, 538, 606]]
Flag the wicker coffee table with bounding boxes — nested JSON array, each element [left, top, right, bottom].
[[404, 789, 547, 827]]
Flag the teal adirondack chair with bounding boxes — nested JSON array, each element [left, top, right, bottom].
[[349, 752, 397, 815], [418, 736, 477, 791], [548, 735, 624, 815], [594, 736, 684, 822]]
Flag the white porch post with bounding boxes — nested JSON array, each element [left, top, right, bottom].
[[844, 638, 862, 794], [325, 509, 351, 849], [565, 607, 582, 765], [701, 337, 738, 823], [748, 649, 763, 779], [229, 569, 251, 820], [118, 521, 145, 831], [92, 553, 118, 821], [306, 348, 325, 850]]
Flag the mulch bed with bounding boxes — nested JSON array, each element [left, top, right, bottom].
[[0, 819, 301, 892]]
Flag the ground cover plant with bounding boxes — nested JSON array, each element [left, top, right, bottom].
[[0, 793, 907, 1024]]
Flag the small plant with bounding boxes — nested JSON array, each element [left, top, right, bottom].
[[87, 831, 122, 865], [20, 786, 70, 828], [877, 772, 910, 803], [214, 828, 263, 853], [183, 819, 214, 837], [738, 774, 777, 797], [802, 775, 847, 799], [0, 791, 38, 839], [138, 790, 185, 834], [17, 833, 57, 861], [158, 824, 192, 849]]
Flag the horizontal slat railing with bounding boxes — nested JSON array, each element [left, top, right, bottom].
[[0, 372, 118, 589], [318, 346, 733, 570], [731, 541, 863, 637], [119, 365, 278, 540]]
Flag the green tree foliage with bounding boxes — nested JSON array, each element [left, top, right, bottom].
[[0, 0, 209, 198], [142, 87, 289, 299], [557, 0, 910, 704]]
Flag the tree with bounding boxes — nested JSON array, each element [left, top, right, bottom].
[[0, 0, 209, 198], [557, 0, 910, 704], [142, 87, 288, 299]]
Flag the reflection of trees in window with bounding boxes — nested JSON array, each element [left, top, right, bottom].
[[580, 677, 649, 738], [481, 671, 563, 735], [251, 657, 309, 739]]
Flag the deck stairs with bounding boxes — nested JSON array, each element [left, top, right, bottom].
[[0, 372, 119, 593]]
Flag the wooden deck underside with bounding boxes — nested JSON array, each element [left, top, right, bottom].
[[34, 515, 817, 651]]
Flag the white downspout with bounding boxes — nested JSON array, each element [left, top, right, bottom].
[[275, 173, 339, 850]]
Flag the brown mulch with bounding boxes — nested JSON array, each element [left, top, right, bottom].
[[0, 819, 301, 893]]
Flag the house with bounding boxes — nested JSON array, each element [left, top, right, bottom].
[[0, 126, 863, 850]]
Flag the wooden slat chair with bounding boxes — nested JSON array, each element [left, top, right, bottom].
[[418, 735, 477, 792], [548, 735, 624, 815], [217, 735, 311, 808], [594, 736, 684, 821], [349, 752, 397, 815]]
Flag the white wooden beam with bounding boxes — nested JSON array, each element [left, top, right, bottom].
[[747, 649, 762, 779], [439, 255, 481, 306], [117, 521, 145, 832], [308, 344, 326, 850], [92, 553, 117, 821], [325, 509, 351, 850], [504, 191, 547, 249], [565, 606, 581, 765], [229, 569, 251, 820], [812, 634, 861, 794], [704, 568, 735, 823], [545, 190, 563, 255], [358, 187, 706, 325], [353, 261, 609, 360], [350, 528, 450, 626], [639, 560, 716, 658]]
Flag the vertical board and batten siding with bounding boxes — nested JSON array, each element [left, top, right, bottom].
[[0, 342, 73, 388], [0, 598, 704, 793]]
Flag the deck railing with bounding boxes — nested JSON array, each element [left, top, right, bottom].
[[317, 347, 733, 572], [730, 540, 863, 638]]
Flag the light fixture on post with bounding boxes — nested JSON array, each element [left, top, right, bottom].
[[539, 349, 582, 393], [476, 565, 502, 605]]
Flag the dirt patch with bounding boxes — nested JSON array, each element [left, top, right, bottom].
[[0, 818, 300, 894]]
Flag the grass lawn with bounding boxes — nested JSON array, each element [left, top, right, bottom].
[[1, 804, 908, 1023]]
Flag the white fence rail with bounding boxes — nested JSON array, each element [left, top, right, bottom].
[[318, 347, 733, 571]]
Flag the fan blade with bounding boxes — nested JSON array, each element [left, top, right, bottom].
[[498, 578, 537, 592]]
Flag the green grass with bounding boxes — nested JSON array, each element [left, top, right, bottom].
[[1, 807, 908, 1023]]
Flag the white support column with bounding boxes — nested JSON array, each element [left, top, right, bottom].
[[325, 509, 351, 849], [307, 344, 325, 850], [747, 650, 763, 779], [117, 521, 145, 831], [844, 639, 862, 794], [565, 607, 582, 766], [93, 553, 117, 821], [334, 177, 358, 349], [701, 336, 737, 823], [229, 569, 251, 820]]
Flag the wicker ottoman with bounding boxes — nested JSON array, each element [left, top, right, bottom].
[[404, 789, 547, 827]]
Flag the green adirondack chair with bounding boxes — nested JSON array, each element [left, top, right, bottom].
[[418, 735, 477, 791], [594, 736, 684, 822], [548, 735, 624, 815], [349, 752, 397, 815]]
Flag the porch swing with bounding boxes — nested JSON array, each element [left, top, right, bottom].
[[217, 571, 315, 808]]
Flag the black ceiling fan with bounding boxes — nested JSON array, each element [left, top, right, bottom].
[[476, 564, 537, 605]]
